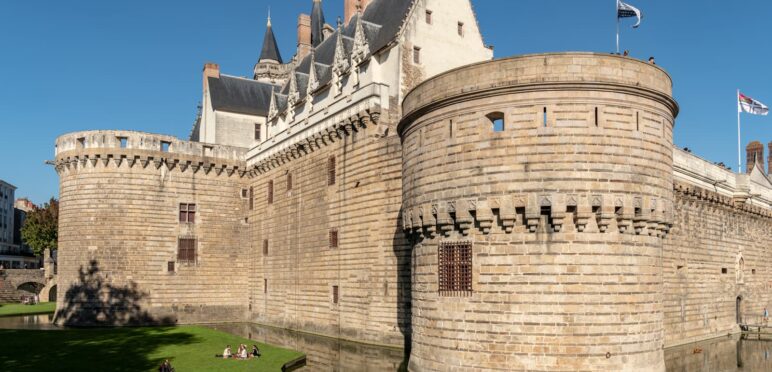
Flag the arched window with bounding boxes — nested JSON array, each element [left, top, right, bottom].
[[486, 112, 505, 132]]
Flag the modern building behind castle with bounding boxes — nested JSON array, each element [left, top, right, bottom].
[[51, 1, 772, 371]]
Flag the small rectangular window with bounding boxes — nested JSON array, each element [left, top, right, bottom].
[[328, 156, 336, 186], [267, 180, 274, 204], [264, 279, 268, 294], [177, 238, 196, 263], [77, 137, 86, 148], [752, 269, 756, 274], [332, 285, 339, 304], [329, 228, 338, 249], [167, 261, 175, 272], [254, 123, 262, 141], [179, 203, 196, 223], [118, 137, 128, 148], [287, 172, 292, 191], [543, 107, 547, 127], [721, 268, 727, 274], [263, 239, 268, 256], [241, 188, 248, 198], [425, 10, 432, 24], [203, 146, 213, 157], [413, 47, 421, 64], [438, 241, 473, 296], [594, 107, 599, 127], [161, 141, 171, 152], [457, 22, 464, 36]]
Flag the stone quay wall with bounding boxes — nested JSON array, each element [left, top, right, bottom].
[[245, 103, 412, 348], [399, 53, 679, 372], [54, 130, 250, 325]]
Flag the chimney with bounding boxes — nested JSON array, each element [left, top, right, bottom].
[[297, 14, 312, 61], [345, 0, 370, 26], [768, 141, 772, 175], [203, 63, 220, 91], [745, 141, 763, 173]]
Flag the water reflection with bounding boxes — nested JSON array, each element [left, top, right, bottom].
[[665, 333, 772, 372], [0, 314, 59, 330], [207, 323, 407, 372]]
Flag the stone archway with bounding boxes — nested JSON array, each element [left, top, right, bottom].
[[16, 281, 44, 295]]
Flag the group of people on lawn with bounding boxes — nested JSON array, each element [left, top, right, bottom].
[[223, 344, 261, 360]]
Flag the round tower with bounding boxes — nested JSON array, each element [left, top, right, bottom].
[[53, 130, 248, 325], [399, 53, 678, 371]]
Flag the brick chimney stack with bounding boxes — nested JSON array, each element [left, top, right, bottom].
[[297, 14, 312, 61], [745, 141, 764, 174], [768, 141, 772, 175], [344, 0, 370, 26], [202, 63, 220, 91]]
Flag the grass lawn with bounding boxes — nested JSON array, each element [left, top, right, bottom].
[[0, 325, 304, 371], [0, 302, 56, 317]]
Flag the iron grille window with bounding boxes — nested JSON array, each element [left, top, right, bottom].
[[263, 239, 269, 256], [177, 238, 196, 263], [267, 180, 274, 204], [332, 285, 339, 304], [328, 156, 336, 186], [287, 172, 292, 191], [329, 228, 338, 249], [249, 187, 254, 210], [179, 203, 196, 223], [438, 241, 473, 296]]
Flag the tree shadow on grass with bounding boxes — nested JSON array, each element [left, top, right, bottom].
[[0, 327, 200, 371], [55, 260, 175, 326]]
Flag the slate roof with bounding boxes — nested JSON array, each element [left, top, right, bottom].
[[259, 21, 283, 63], [208, 75, 279, 116], [311, 0, 326, 47]]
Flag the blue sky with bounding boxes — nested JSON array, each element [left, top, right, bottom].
[[0, 0, 770, 204]]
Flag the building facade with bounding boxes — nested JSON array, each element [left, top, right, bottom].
[[52, 1, 772, 371], [0, 181, 37, 269]]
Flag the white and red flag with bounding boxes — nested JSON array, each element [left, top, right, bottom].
[[738, 92, 768, 116]]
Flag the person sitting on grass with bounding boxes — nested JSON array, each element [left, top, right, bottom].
[[240, 344, 248, 359], [158, 359, 174, 372], [251, 344, 261, 358], [223, 345, 232, 359]]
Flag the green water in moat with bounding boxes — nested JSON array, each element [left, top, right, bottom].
[[1, 315, 769, 371]]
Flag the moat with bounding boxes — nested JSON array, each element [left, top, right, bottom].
[[1, 314, 771, 371]]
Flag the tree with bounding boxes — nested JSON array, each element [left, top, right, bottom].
[[20, 198, 58, 256]]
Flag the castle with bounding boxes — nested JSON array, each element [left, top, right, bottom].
[[52, 1, 772, 371]]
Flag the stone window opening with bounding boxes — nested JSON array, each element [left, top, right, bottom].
[[167, 261, 175, 272], [161, 141, 171, 152], [203, 145, 213, 157], [487, 112, 505, 132], [117, 137, 128, 148], [287, 171, 293, 191], [457, 22, 464, 37], [263, 239, 268, 256], [332, 285, 339, 304], [594, 107, 599, 127], [438, 241, 473, 296], [241, 188, 248, 199], [254, 123, 262, 141], [752, 268, 756, 275], [722, 267, 728, 274], [449, 119, 453, 138], [425, 10, 432, 24], [249, 187, 254, 210], [267, 180, 274, 204], [264, 279, 268, 294], [329, 228, 339, 249], [77, 137, 86, 148], [636, 112, 640, 131], [413, 47, 421, 64], [328, 156, 336, 186], [177, 238, 196, 264], [543, 107, 548, 127], [179, 203, 196, 223]]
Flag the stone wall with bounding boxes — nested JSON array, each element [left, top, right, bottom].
[[399, 53, 679, 371], [54, 130, 250, 325], [245, 104, 411, 348], [664, 181, 772, 347]]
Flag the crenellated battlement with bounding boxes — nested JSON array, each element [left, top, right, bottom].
[[54, 130, 247, 177]]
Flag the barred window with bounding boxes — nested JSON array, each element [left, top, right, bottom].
[[438, 241, 472, 296], [327, 156, 336, 186], [329, 228, 338, 249], [177, 238, 196, 263], [179, 203, 196, 223], [267, 180, 274, 204]]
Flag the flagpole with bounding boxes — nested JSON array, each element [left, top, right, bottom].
[[737, 89, 742, 173], [616, 0, 620, 54]]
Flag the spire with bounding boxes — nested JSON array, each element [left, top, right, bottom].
[[311, 0, 326, 47], [259, 12, 283, 64]]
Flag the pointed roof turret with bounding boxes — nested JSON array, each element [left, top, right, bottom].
[[311, 0, 326, 47], [259, 14, 283, 64]]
